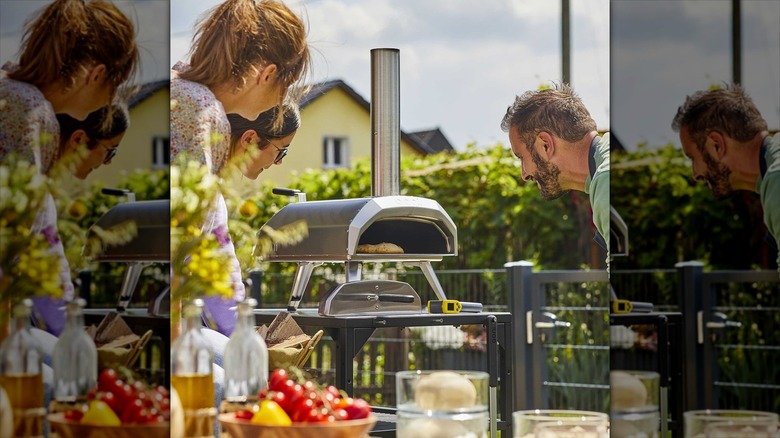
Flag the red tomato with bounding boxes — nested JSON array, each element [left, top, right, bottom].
[[333, 408, 348, 421], [342, 398, 371, 420], [235, 409, 254, 421], [268, 369, 288, 391], [96, 391, 119, 415], [98, 369, 118, 392], [121, 398, 145, 424], [325, 385, 341, 398], [270, 391, 287, 412], [154, 385, 169, 398], [63, 409, 84, 422], [290, 399, 315, 422]]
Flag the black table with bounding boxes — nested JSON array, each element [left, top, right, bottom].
[[254, 309, 514, 437]]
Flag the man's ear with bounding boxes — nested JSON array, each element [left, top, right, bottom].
[[537, 131, 555, 159], [707, 131, 727, 160]]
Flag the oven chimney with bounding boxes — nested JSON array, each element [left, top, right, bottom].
[[370, 48, 400, 197]]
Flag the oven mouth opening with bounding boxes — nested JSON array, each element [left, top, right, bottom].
[[357, 219, 450, 254]]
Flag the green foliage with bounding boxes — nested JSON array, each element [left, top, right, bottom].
[[611, 144, 772, 270], [229, 144, 602, 279]]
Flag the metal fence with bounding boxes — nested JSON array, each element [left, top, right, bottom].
[[256, 263, 610, 412]]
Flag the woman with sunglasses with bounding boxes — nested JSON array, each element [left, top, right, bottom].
[[56, 103, 129, 180], [227, 102, 300, 179], [171, 0, 310, 319]]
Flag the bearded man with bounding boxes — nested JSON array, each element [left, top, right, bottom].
[[672, 84, 779, 272], [501, 84, 610, 255]]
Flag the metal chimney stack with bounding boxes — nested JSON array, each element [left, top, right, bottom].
[[370, 48, 401, 197]]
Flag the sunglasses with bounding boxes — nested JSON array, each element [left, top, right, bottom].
[[269, 141, 289, 164], [97, 141, 119, 164]]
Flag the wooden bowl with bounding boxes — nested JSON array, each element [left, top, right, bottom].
[[47, 413, 169, 438], [218, 412, 377, 438]]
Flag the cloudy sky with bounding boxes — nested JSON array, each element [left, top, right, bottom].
[[170, 0, 610, 150], [612, 0, 780, 150]]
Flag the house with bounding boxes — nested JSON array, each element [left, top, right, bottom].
[[88, 79, 170, 187], [259, 79, 454, 186]]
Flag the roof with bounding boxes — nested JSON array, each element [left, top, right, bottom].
[[408, 128, 455, 154], [128, 79, 168, 109], [300, 79, 444, 155]]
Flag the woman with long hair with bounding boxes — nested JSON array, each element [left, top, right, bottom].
[[0, 0, 138, 335], [171, 0, 310, 330]]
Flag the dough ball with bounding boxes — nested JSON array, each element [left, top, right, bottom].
[[611, 371, 648, 411], [414, 371, 477, 410]]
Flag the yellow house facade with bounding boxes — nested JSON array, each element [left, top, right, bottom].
[[259, 80, 453, 187], [88, 80, 170, 187]]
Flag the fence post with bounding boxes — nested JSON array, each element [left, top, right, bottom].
[[506, 260, 536, 409], [676, 261, 705, 410]]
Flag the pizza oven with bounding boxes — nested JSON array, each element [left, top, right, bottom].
[[257, 49, 457, 316]]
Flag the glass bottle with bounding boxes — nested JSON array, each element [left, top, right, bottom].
[[0, 299, 45, 411], [170, 298, 214, 410], [223, 298, 268, 402], [52, 298, 97, 402]]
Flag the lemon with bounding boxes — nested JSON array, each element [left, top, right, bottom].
[[250, 400, 292, 426], [80, 400, 121, 426]]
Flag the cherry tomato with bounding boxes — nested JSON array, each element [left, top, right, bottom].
[[98, 369, 118, 392], [342, 398, 371, 420], [290, 398, 315, 422], [63, 409, 84, 422], [154, 385, 169, 398], [270, 391, 287, 412], [268, 369, 288, 391], [96, 391, 119, 415], [333, 408, 349, 421], [235, 409, 254, 421], [325, 385, 341, 398], [121, 398, 145, 424]]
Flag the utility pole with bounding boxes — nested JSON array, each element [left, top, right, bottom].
[[562, 0, 571, 85], [732, 0, 741, 84]]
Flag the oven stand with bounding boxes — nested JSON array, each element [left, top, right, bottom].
[[287, 262, 319, 312], [406, 261, 449, 301], [117, 262, 151, 312]]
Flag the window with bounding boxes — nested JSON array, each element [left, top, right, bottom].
[[152, 137, 170, 169], [323, 137, 349, 169]]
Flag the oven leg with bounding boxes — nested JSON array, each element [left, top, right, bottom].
[[287, 262, 316, 312], [409, 261, 449, 301], [117, 262, 149, 311], [345, 261, 362, 282]]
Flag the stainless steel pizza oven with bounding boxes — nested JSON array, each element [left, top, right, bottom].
[[87, 198, 169, 312], [258, 49, 457, 316], [260, 196, 456, 262]]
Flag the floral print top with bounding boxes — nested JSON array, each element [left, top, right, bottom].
[[1, 63, 73, 334], [170, 62, 245, 304], [0, 62, 60, 175], [170, 62, 231, 174]]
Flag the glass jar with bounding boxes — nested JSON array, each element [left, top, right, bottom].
[[171, 298, 215, 410], [223, 298, 268, 402], [0, 299, 44, 411], [52, 298, 97, 402]]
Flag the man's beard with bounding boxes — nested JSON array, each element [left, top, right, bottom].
[[530, 147, 567, 200], [702, 150, 733, 199]]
